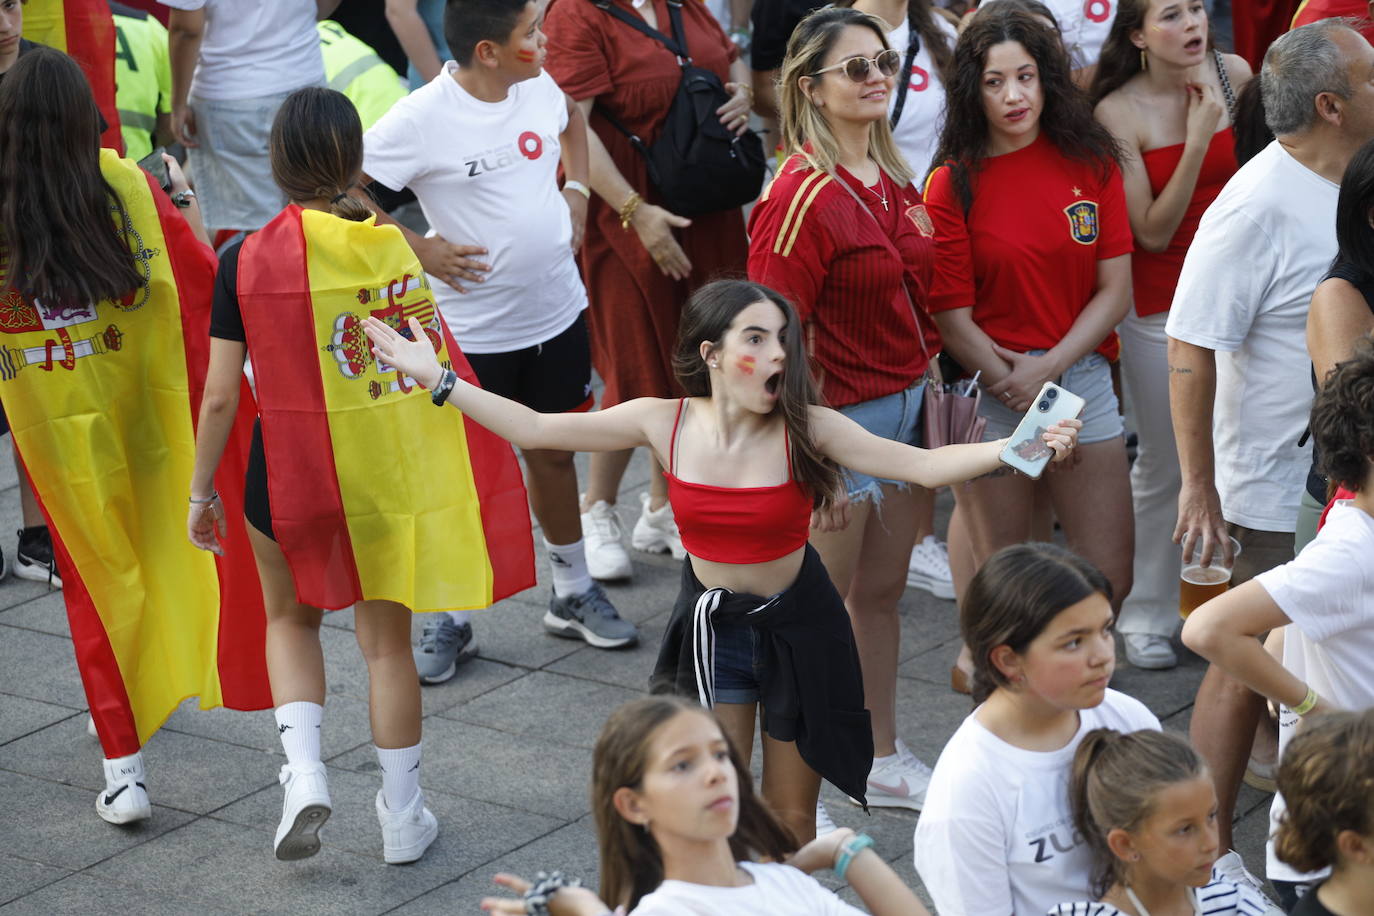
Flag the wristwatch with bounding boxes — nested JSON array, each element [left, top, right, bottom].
[[170, 189, 196, 209]]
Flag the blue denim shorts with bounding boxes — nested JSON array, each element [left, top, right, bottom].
[[712, 620, 763, 705], [837, 382, 925, 505], [977, 352, 1123, 445]]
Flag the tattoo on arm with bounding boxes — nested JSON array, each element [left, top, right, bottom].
[[1167, 365, 1193, 374]]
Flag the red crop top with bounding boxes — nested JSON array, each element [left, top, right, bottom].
[[662, 399, 813, 564]]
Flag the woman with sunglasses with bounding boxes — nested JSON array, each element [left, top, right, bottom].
[[747, 6, 944, 827], [923, 10, 1135, 623], [1088, 0, 1250, 671]]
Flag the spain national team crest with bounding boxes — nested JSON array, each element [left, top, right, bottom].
[[1064, 200, 1099, 245], [906, 203, 935, 238], [321, 272, 447, 401]]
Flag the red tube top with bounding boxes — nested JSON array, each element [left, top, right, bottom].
[[1134, 127, 1237, 317], [663, 399, 813, 564]]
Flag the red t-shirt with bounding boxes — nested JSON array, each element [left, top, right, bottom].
[[923, 133, 1132, 361], [747, 155, 938, 409], [1291, 0, 1374, 41]]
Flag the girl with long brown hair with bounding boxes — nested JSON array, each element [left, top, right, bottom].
[[364, 277, 1080, 844], [479, 696, 928, 915], [1090, 0, 1250, 672]]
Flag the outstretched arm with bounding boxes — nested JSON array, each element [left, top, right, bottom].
[[365, 316, 660, 454], [810, 406, 1079, 488]]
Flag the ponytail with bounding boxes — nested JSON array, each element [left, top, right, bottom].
[[268, 88, 369, 220], [328, 190, 372, 223]]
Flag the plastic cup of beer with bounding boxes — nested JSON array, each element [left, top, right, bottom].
[[1179, 536, 1242, 619]]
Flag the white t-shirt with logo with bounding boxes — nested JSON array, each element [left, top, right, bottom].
[[886, 15, 957, 181], [363, 66, 587, 353], [1166, 141, 1337, 533], [913, 689, 1160, 916], [981, 0, 1116, 70], [631, 861, 864, 915], [1254, 500, 1374, 883], [157, 0, 323, 101]]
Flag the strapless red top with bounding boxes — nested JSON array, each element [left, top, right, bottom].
[[663, 399, 812, 564], [1134, 127, 1237, 317]]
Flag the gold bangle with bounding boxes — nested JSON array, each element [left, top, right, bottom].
[[1292, 685, 1319, 717], [619, 191, 643, 230]]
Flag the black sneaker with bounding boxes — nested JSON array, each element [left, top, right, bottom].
[[543, 583, 638, 649], [15, 526, 61, 588]]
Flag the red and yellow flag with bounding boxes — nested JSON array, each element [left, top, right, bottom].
[[0, 151, 270, 758], [237, 207, 535, 612], [21, 0, 122, 154]]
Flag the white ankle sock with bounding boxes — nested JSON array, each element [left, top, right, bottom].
[[873, 752, 898, 766], [546, 537, 593, 598], [275, 701, 323, 768], [444, 610, 470, 627], [376, 742, 422, 811], [103, 751, 145, 789]]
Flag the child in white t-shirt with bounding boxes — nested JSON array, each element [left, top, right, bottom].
[[1183, 339, 1374, 904], [1048, 728, 1272, 916], [913, 543, 1161, 916], [362, 0, 638, 679], [478, 697, 929, 916]]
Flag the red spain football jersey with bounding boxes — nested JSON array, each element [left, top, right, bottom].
[[748, 155, 939, 409], [923, 133, 1132, 361]]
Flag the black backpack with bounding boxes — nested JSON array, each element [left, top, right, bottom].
[[591, 0, 766, 217]]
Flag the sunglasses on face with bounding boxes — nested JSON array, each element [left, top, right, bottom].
[[811, 48, 902, 82]]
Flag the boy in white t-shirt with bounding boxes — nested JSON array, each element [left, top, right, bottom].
[[1184, 338, 1374, 908], [362, 0, 637, 682]]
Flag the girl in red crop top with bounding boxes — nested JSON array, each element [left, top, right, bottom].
[[1090, 2, 1251, 666], [364, 277, 1080, 845]]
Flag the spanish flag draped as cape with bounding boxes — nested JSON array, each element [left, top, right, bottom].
[[236, 207, 535, 612], [0, 151, 270, 759], [21, 0, 123, 153]]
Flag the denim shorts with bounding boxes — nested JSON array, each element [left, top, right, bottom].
[[837, 382, 925, 504], [977, 352, 1123, 445], [712, 620, 763, 705]]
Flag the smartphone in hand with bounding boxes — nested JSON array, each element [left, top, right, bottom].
[[998, 382, 1085, 480], [136, 147, 172, 192]]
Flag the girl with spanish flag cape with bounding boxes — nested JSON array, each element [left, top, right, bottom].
[[188, 88, 534, 865], [0, 48, 269, 825]]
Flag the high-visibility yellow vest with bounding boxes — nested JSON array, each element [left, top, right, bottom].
[[111, 5, 170, 161], [317, 20, 406, 130]]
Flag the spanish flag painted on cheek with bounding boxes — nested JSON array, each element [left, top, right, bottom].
[[237, 207, 535, 612], [21, 0, 123, 154], [0, 151, 270, 758]]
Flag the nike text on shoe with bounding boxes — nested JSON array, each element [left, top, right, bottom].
[[544, 583, 638, 649], [275, 763, 331, 861], [413, 617, 477, 685], [631, 491, 686, 559], [376, 788, 438, 864], [580, 497, 632, 580], [96, 753, 152, 825]]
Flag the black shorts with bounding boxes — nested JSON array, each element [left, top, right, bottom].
[[750, 0, 828, 71], [464, 313, 594, 415]]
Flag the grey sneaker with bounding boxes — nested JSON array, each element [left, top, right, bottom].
[[413, 617, 478, 685], [543, 583, 638, 649]]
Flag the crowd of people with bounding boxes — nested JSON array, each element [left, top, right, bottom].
[[2, 0, 1374, 914]]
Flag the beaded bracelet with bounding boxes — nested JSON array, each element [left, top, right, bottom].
[[834, 832, 875, 881], [523, 871, 584, 916]]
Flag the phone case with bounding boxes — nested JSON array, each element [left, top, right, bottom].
[[997, 382, 1085, 480]]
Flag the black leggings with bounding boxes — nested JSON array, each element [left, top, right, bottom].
[[244, 420, 274, 541]]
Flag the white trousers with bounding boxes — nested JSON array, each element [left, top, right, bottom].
[[1117, 310, 1183, 637]]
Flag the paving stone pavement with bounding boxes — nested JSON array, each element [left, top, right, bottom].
[[0, 439, 1272, 912]]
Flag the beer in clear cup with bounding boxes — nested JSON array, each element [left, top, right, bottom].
[[1179, 536, 1242, 619]]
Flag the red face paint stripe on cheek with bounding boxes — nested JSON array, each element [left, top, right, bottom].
[[737, 356, 756, 375], [515, 49, 536, 62]]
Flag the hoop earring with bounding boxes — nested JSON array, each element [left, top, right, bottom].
[[1140, 49, 1148, 72]]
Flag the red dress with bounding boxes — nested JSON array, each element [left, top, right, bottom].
[[544, 0, 748, 406], [1134, 127, 1237, 317]]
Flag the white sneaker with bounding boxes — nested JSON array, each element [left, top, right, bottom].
[[1123, 633, 1178, 670], [96, 753, 151, 825], [87, 714, 98, 739], [852, 747, 933, 810], [631, 492, 686, 559], [580, 497, 632, 581], [376, 788, 438, 864], [815, 801, 838, 837], [274, 763, 331, 861], [907, 536, 955, 600], [1213, 850, 1282, 912]]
